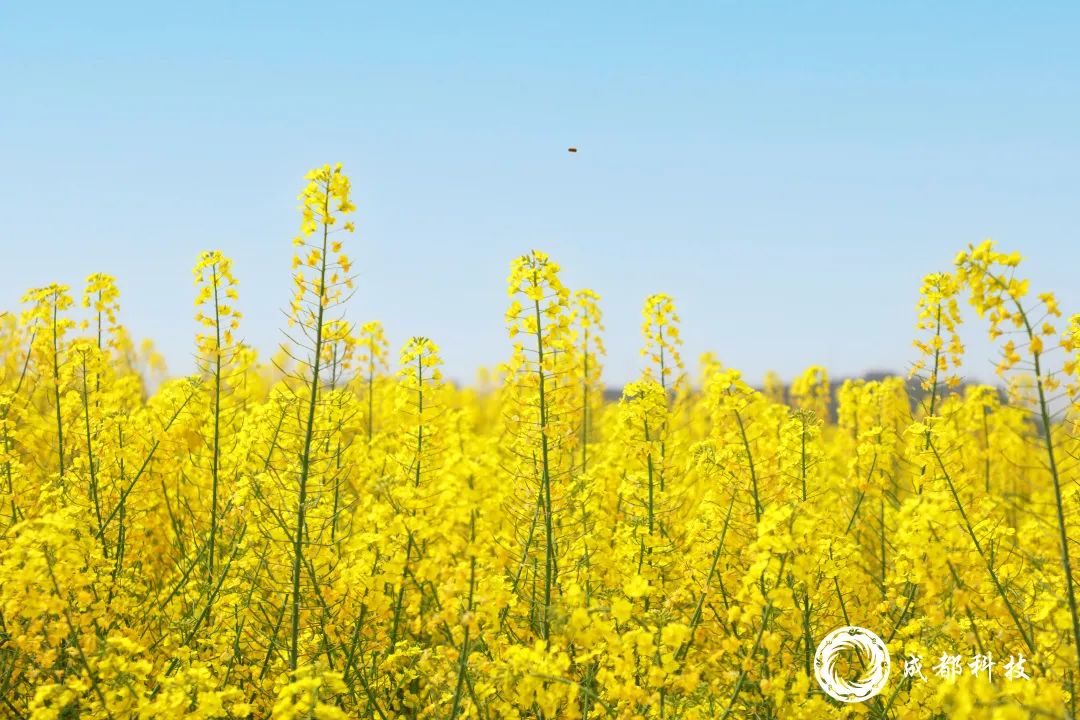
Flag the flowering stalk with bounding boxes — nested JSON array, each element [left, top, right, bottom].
[[285, 163, 356, 670], [571, 289, 605, 471], [640, 293, 683, 492], [194, 250, 241, 583], [22, 285, 74, 484], [956, 241, 1079, 671], [505, 250, 575, 644], [356, 320, 389, 442]]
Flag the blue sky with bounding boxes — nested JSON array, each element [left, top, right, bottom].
[[2, 2, 1078, 385]]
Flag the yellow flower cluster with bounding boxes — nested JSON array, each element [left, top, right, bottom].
[[3, 171, 1080, 720], [640, 293, 683, 387]]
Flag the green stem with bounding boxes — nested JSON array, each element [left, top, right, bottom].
[[532, 289, 556, 646], [208, 264, 223, 583], [290, 189, 332, 671], [449, 512, 478, 719], [79, 352, 105, 555], [51, 297, 65, 482]]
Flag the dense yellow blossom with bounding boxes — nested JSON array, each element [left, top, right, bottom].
[[1, 177, 1078, 719]]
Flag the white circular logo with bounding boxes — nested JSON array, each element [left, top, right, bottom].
[[814, 626, 891, 703]]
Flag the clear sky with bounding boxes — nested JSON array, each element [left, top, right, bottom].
[[2, 2, 1078, 386]]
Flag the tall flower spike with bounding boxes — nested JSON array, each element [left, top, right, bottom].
[[955, 241, 1057, 378], [282, 163, 357, 672], [395, 336, 445, 488], [570, 289, 606, 359], [82, 273, 122, 353], [356, 320, 389, 440], [910, 271, 964, 397], [640, 293, 684, 389], [356, 320, 390, 374], [570, 289, 605, 469], [955, 239, 1080, 677], [194, 251, 242, 360], [504, 249, 577, 645], [289, 163, 357, 328], [21, 284, 75, 482], [791, 365, 830, 423], [192, 250, 242, 581]]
